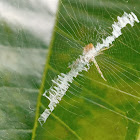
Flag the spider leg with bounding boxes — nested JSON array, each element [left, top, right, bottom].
[[98, 52, 104, 55], [92, 57, 106, 81], [100, 44, 114, 52], [101, 47, 109, 52]]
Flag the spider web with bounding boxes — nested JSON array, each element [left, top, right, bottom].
[[0, 0, 140, 140], [36, 0, 140, 139]]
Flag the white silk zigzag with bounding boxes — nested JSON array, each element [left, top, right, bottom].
[[38, 12, 139, 125]]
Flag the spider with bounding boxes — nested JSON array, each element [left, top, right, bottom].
[[83, 43, 107, 81], [69, 43, 108, 81]]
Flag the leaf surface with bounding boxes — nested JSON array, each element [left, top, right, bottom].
[[33, 0, 140, 139]]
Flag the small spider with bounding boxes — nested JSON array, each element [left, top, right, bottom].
[[83, 43, 107, 81], [69, 43, 107, 81]]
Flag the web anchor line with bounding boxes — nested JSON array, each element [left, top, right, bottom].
[[38, 12, 139, 125]]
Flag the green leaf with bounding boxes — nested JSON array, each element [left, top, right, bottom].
[[0, 1, 56, 140], [1, 0, 140, 140], [32, 0, 140, 139]]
